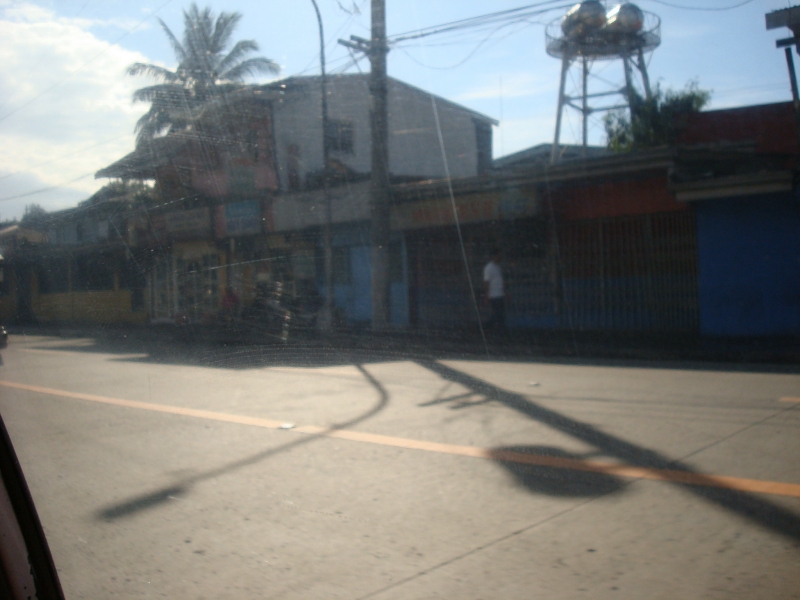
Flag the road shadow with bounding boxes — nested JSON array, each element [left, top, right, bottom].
[[491, 445, 625, 497], [416, 359, 800, 543], [20, 335, 428, 370], [96, 363, 389, 521], [13, 326, 800, 374]]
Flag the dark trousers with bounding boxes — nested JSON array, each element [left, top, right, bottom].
[[485, 297, 506, 331]]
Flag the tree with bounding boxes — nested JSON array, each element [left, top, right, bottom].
[[81, 180, 157, 207], [21, 203, 47, 225], [604, 81, 711, 152], [127, 3, 279, 145]]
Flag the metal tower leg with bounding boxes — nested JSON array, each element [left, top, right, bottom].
[[551, 54, 571, 164], [623, 55, 635, 117], [636, 48, 653, 100]]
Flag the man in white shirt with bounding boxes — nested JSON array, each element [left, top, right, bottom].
[[483, 248, 506, 332]]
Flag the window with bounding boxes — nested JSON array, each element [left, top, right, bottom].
[[325, 119, 355, 154]]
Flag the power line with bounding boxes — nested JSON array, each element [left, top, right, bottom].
[[0, 172, 94, 204], [0, 134, 131, 182], [643, 0, 756, 11], [394, 18, 536, 70], [388, 0, 569, 43]]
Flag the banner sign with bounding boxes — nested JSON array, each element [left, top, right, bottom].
[[392, 190, 537, 230], [214, 200, 262, 238]]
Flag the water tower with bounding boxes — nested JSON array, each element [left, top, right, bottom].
[[546, 2, 661, 162]]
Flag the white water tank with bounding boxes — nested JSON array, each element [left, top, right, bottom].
[[561, 1, 607, 39], [605, 3, 644, 33]]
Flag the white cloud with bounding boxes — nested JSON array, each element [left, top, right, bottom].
[[0, 2, 152, 217]]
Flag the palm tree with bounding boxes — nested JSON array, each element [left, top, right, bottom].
[[127, 3, 279, 145]]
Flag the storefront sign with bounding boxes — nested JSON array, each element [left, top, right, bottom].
[[164, 207, 210, 240], [392, 190, 537, 230], [214, 200, 262, 238]]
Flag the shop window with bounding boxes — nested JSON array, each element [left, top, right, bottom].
[[325, 120, 354, 154]]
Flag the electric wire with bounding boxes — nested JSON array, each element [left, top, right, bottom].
[[410, 0, 489, 355], [0, 172, 94, 203], [390, 0, 571, 43], [643, 0, 756, 11], [394, 18, 538, 71], [0, 134, 131, 182]]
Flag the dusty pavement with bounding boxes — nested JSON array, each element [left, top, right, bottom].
[[0, 333, 798, 599]]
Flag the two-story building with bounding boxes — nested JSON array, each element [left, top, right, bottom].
[[95, 74, 497, 326]]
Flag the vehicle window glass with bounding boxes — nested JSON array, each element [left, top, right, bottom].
[[0, 1, 799, 599]]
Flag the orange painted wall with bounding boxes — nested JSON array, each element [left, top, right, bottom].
[[552, 175, 687, 221]]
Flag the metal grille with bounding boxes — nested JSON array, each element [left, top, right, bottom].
[[556, 211, 699, 332]]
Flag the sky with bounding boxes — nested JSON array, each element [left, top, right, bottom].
[[0, 0, 795, 219]]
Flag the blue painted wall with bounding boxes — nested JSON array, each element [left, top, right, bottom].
[[696, 192, 800, 335], [321, 225, 409, 327]]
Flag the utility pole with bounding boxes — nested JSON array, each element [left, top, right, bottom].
[[310, 0, 334, 332], [767, 6, 800, 146], [369, 0, 391, 330]]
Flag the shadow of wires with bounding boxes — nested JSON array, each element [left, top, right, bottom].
[[96, 363, 389, 521], [417, 359, 800, 543], [490, 445, 625, 497]]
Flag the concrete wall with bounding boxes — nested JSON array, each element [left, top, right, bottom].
[[696, 191, 800, 336]]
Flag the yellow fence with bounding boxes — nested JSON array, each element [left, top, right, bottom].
[[32, 291, 147, 325]]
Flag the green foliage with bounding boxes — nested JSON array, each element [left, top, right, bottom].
[[21, 203, 47, 224], [127, 3, 278, 146], [81, 180, 158, 207], [604, 81, 711, 152]]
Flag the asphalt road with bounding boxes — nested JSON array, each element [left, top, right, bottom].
[[0, 333, 798, 599]]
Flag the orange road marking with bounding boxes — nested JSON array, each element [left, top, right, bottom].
[[0, 380, 285, 430], [779, 397, 800, 403], [3, 379, 800, 499]]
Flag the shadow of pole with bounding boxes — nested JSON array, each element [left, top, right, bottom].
[[97, 363, 390, 521], [416, 359, 800, 542]]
